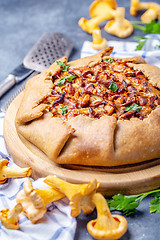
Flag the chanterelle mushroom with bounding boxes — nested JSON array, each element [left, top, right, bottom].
[[87, 193, 127, 240], [141, 3, 160, 23], [92, 29, 107, 50], [0, 203, 22, 229], [130, 0, 160, 23], [78, 16, 105, 34], [78, 0, 117, 34], [16, 180, 64, 223], [0, 158, 32, 184], [35, 187, 65, 205], [89, 0, 117, 19], [44, 176, 100, 217], [104, 7, 133, 38]]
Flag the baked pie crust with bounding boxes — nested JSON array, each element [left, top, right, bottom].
[[15, 47, 160, 166]]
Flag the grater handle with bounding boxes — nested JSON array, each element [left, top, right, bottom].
[[0, 74, 16, 98]]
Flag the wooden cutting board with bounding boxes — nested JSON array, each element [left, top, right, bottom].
[[3, 92, 160, 196]]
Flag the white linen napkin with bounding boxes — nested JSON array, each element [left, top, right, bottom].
[[81, 34, 160, 68], [0, 113, 76, 240]]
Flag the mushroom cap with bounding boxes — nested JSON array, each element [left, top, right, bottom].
[[0, 159, 9, 184], [104, 7, 133, 39], [16, 180, 46, 223], [89, 0, 117, 18], [87, 214, 127, 240], [0, 208, 20, 230], [0, 159, 9, 169]]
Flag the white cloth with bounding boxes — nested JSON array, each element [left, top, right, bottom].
[[81, 34, 160, 68], [0, 113, 76, 240]]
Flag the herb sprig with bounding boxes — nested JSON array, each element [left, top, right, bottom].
[[131, 20, 160, 51], [106, 189, 160, 216], [60, 106, 67, 115], [125, 103, 142, 113], [56, 61, 70, 71], [108, 82, 118, 92], [104, 58, 113, 63], [57, 75, 76, 86]]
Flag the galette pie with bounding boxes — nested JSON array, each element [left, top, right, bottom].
[[15, 47, 160, 166]]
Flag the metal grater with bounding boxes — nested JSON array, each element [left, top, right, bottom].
[[0, 33, 73, 112], [23, 33, 74, 72]]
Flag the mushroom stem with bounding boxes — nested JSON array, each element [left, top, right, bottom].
[[35, 188, 65, 206], [92, 193, 118, 230], [44, 175, 89, 199], [44, 176, 100, 217], [0, 203, 22, 229], [1, 166, 32, 179], [87, 193, 127, 240], [92, 29, 107, 50], [0, 159, 32, 184]]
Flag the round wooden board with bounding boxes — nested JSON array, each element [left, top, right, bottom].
[[3, 92, 160, 196]]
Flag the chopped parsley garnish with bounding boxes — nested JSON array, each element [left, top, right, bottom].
[[56, 61, 70, 71], [125, 103, 142, 113], [106, 189, 160, 216], [65, 75, 76, 82], [104, 58, 113, 63], [57, 78, 66, 86], [57, 75, 76, 86], [109, 82, 118, 92], [60, 106, 67, 115]]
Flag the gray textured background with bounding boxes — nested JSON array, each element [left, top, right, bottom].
[[0, 0, 160, 239]]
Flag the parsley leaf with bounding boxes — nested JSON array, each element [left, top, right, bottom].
[[150, 198, 160, 213], [109, 82, 118, 92], [60, 106, 67, 115], [107, 194, 140, 216], [135, 40, 147, 51], [134, 36, 147, 50], [56, 61, 70, 71], [106, 189, 160, 216], [134, 36, 147, 41], [125, 103, 142, 113], [57, 75, 76, 86], [131, 20, 160, 34], [57, 78, 66, 86], [104, 58, 113, 63], [65, 75, 76, 82]]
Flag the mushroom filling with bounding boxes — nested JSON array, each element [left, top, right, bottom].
[[44, 59, 160, 120]]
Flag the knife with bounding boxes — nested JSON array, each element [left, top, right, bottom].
[[0, 64, 33, 98]]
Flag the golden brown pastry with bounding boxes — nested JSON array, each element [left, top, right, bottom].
[[15, 47, 160, 167]]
